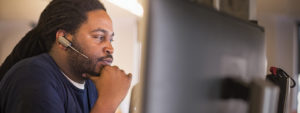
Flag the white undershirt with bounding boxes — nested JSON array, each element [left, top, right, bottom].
[[60, 71, 85, 90]]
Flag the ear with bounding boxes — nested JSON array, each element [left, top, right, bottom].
[[56, 29, 68, 50]]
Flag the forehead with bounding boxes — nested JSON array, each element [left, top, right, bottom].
[[78, 9, 113, 33]]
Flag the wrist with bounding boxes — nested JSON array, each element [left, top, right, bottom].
[[90, 97, 119, 113]]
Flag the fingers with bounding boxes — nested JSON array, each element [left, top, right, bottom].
[[84, 65, 132, 79], [127, 73, 132, 79], [111, 66, 119, 70], [127, 73, 132, 83], [120, 69, 125, 73], [107, 66, 132, 78]]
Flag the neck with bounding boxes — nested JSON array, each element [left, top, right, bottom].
[[49, 47, 85, 84]]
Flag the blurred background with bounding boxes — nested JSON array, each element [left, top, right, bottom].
[[1, 0, 300, 113]]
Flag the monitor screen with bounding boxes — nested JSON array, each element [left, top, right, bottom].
[[140, 0, 266, 113]]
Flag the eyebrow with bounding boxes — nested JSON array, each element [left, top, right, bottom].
[[91, 28, 115, 37]]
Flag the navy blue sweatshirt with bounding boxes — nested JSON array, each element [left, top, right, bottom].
[[0, 53, 98, 113]]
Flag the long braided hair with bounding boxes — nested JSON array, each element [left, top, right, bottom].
[[0, 0, 106, 80]]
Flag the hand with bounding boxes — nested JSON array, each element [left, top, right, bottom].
[[85, 65, 132, 111]]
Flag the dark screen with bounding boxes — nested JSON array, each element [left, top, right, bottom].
[[142, 0, 265, 113]]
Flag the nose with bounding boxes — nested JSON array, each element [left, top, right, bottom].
[[104, 43, 114, 55]]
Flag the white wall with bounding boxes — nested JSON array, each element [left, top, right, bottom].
[[256, 0, 300, 112], [0, 0, 47, 64], [0, 20, 31, 63], [257, 0, 300, 75]]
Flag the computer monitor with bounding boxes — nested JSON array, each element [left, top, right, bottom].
[[139, 0, 267, 113]]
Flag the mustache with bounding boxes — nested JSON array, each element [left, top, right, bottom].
[[96, 55, 113, 62]]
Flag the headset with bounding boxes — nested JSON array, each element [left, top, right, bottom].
[[58, 36, 89, 59]]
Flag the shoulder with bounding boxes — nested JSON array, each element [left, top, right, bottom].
[[4, 53, 59, 80], [0, 54, 66, 113], [0, 53, 61, 91], [13, 53, 57, 73]]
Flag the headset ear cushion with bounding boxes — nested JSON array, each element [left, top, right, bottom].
[[58, 36, 71, 47]]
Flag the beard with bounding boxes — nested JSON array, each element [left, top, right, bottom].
[[66, 39, 101, 78]]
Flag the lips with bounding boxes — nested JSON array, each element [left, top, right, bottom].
[[102, 58, 113, 65]]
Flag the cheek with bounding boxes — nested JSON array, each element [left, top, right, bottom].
[[88, 50, 103, 59], [86, 45, 106, 56]]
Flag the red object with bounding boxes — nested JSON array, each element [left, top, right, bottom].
[[270, 67, 277, 75]]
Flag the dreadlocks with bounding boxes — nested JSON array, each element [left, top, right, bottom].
[[0, 0, 106, 80]]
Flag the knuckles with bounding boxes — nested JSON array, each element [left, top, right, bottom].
[[101, 65, 132, 80]]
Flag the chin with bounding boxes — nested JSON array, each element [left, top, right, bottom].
[[95, 64, 105, 72]]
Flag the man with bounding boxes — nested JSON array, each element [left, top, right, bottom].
[[0, 0, 132, 113]]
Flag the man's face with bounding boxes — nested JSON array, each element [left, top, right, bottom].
[[67, 9, 114, 77]]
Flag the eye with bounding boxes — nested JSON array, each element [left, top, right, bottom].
[[93, 35, 104, 41], [99, 36, 105, 41]]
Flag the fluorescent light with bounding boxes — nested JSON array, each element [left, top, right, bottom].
[[106, 0, 143, 17]]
